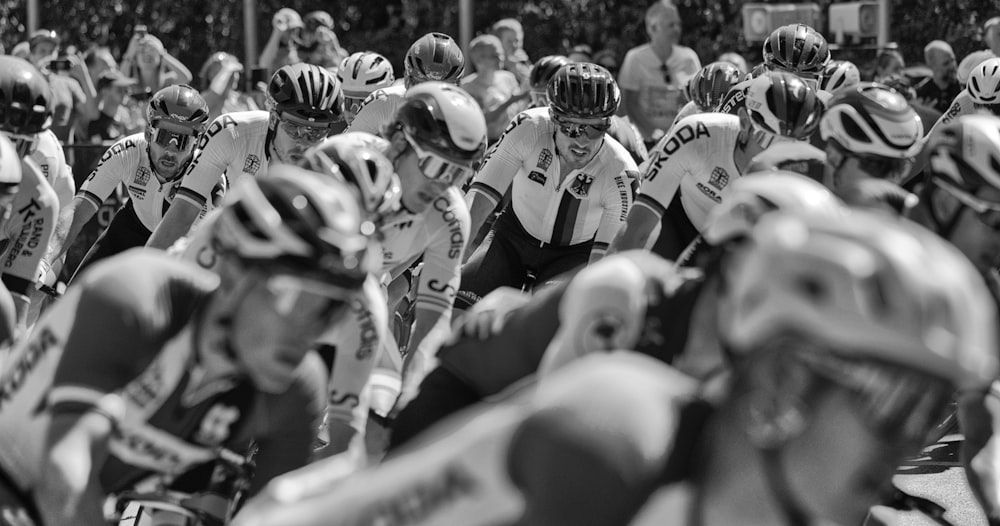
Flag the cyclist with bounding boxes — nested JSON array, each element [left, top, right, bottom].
[[906, 114, 1000, 524], [0, 167, 376, 526], [462, 62, 636, 297], [673, 60, 742, 125], [0, 135, 23, 349], [819, 82, 922, 206], [146, 63, 344, 250], [611, 70, 823, 259], [235, 209, 994, 526], [818, 59, 861, 96], [718, 23, 830, 115], [43, 85, 213, 279], [347, 32, 465, 137], [389, 170, 843, 448], [337, 51, 395, 126], [0, 56, 60, 335], [930, 56, 1000, 132]]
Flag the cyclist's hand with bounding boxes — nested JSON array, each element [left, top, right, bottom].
[[449, 287, 529, 342]]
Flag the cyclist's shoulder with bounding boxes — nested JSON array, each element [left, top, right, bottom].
[[96, 133, 148, 164], [204, 111, 270, 141], [360, 84, 406, 108], [428, 187, 470, 222]]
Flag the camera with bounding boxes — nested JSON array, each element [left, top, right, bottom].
[[135, 24, 148, 38], [49, 57, 72, 72]]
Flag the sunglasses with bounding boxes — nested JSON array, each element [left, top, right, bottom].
[[265, 274, 352, 324], [5, 132, 38, 157], [798, 350, 955, 446], [151, 128, 197, 151], [403, 133, 474, 185], [344, 96, 366, 116], [550, 111, 611, 140], [661, 63, 673, 85], [279, 119, 330, 143]]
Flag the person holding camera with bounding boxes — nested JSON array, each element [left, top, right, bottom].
[[26, 29, 99, 145], [120, 25, 194, 100], [259, 8, 306, 78]]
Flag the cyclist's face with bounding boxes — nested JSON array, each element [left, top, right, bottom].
[[395, 148, 452, 213], [343, 96, 365, 125], [273, 117, 329, 164], [552, 114, 608, 170], [147, 129, 197, 180]]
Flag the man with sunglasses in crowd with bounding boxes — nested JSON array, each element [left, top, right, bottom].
[[462, 63, 636, 298], [619, 1, 700, 149], [145, 64, 343, 250], [41, 85, 213, 281]]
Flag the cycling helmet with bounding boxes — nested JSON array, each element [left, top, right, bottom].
[[198, 52, 242, 91], [395, 81, 488, 166], [744, 71, 824, 140], [746, 62, 770, 82], [926, 114, 1000, 198], [722, 209, 999, 389], [301, 132, 402, 218], [213, 165, 376, 290], [967, 57, 1000, 106], [547, 62, 621, 119], [529, 55, 572, 91], [146, 84, 211, 135], [703, 170, 843, 245], [819, 60, 861, 92], [687, 61, 743, 112], [0, 56, 53, 135], [0, 134, 22, 185], [267, 63, 344, 126], [404, 33, 465, 84], [819, 82, 923, 159], [338, 51, 395, 99], [762, 24, 831, 77]]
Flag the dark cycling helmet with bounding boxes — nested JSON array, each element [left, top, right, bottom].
[[146, 84, 211, 135], [0, 56, 53, 135], [819, 60, 861, 92], [745, 71, 824, 140], [762, 24, 831, 77], [302, 132, 402, 219], [267, 63, 344, 126], [547, 62, 621, 119], [529, 55, 572, 91], [394, 81, 488, 167], [686, 61, 743, 111], [213, 165, 377, 290], [819, 82, 922, 160], [404, 33, 465, 84]]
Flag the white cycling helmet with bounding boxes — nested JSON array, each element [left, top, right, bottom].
[[394, 81, 487, 169], [819, 60, 861, 93], [337, 51, 396, 100], [301, 132, 402, 220], [967, 57, 1000, 106], [819, 82, 922, 159], [0, 134, 21, 185], [703, 170, 844, 245], [722, 210, 999, 390]]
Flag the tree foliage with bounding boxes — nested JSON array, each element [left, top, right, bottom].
[[0, 0, 996, 79]]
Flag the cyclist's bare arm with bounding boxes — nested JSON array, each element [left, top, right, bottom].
[[146, 200, 202, 250], [47, 197, 99, 263]]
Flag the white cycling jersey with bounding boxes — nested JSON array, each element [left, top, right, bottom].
[[0, 159, 58, 297], [929, 89, 975, 135], [79, 134, 217, 233], [31, 129, 75, 209], [346, 84, 406, 137], [175, 111, 273, 210], [636, 112, 744, 232]]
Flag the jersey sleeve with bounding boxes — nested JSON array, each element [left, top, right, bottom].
[[594, 158, 637, 251], [929, 89, 971, 135], [346, 90, 393, 136], [1, 162, 58, 295], [177, 115, 240, 209], [78, 136, 141, 208], [634, 117, 704, 216], [467, 111, 535, 206], [415, 190, 470, 321], [538, 255, 647, 376]]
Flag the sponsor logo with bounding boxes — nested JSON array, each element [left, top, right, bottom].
[[345, 464, 477, 526], [329, 390, 361, 409], [0, 327, 59, 410], [528, 170, 547, 185], [614, 175, 629, 221], [193, 404, 240, 446], [5, 200, 44, 268], [243, 154, 261, 175], [128, 185, 147, 199], [568, 173, 595, 198], [695, 182, 723, 203], [644, 121, 712, 182], [433, 197, 465, 260], [134, 166, 151, 186], [351, 296, 379, 361], [537, 148, 553, 170], [708, 167, 730, 191]]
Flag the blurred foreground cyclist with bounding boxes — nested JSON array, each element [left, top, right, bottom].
[[233, 208, 996, 526], [0, 168, 375, 526]]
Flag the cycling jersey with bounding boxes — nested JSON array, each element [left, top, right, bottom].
[[380, 187, 469, 317], [469, 107, 637, 250], [346, 84, 406, 137], [236, 352, 703, 526], [717, 78, 751, 116], [0, 159, 58, 297], [669, 100, 702, 130], [747, 141, 827, 182], [173, 212, 388, 434], [175, 111, 274, 210], [636, 112, 744, 232], [31, 129, 75, 209], [0, 250, 326, 497], [930, 88, 975, 135], [79, 133, 219, 234]]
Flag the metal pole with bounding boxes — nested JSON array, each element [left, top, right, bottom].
[[244, 0, 258, 67], [27, 0, 38, 33], [459, 0, 472, 52], [878, 0, 890, 48]]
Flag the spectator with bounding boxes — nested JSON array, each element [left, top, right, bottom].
[[26, 30, 99, 144], [260, 8, 305, 77], [120, 27, 194, 99], [718, 51, 748, 75], [873, 47, 905, 83], [958, 17, 1000, 84], [914, 40, 961, 113], [83, 46, 117, 88], [199, 51, 259, 121], [299, 11, 350, 70], [492, 18, 532, 87], [87, 69, 137, 143], [460, 35, 527, 143], [567, 44, 592, 63], [619, 1, 701, 147], [593, 49, 619, 77]]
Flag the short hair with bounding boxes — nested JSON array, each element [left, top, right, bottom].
[[646, 1, 678, 25], [923, 40, 955, 62], [469, 34, 505, 61], [492, 18, 523, 39], [876, 49, 905, 71]]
